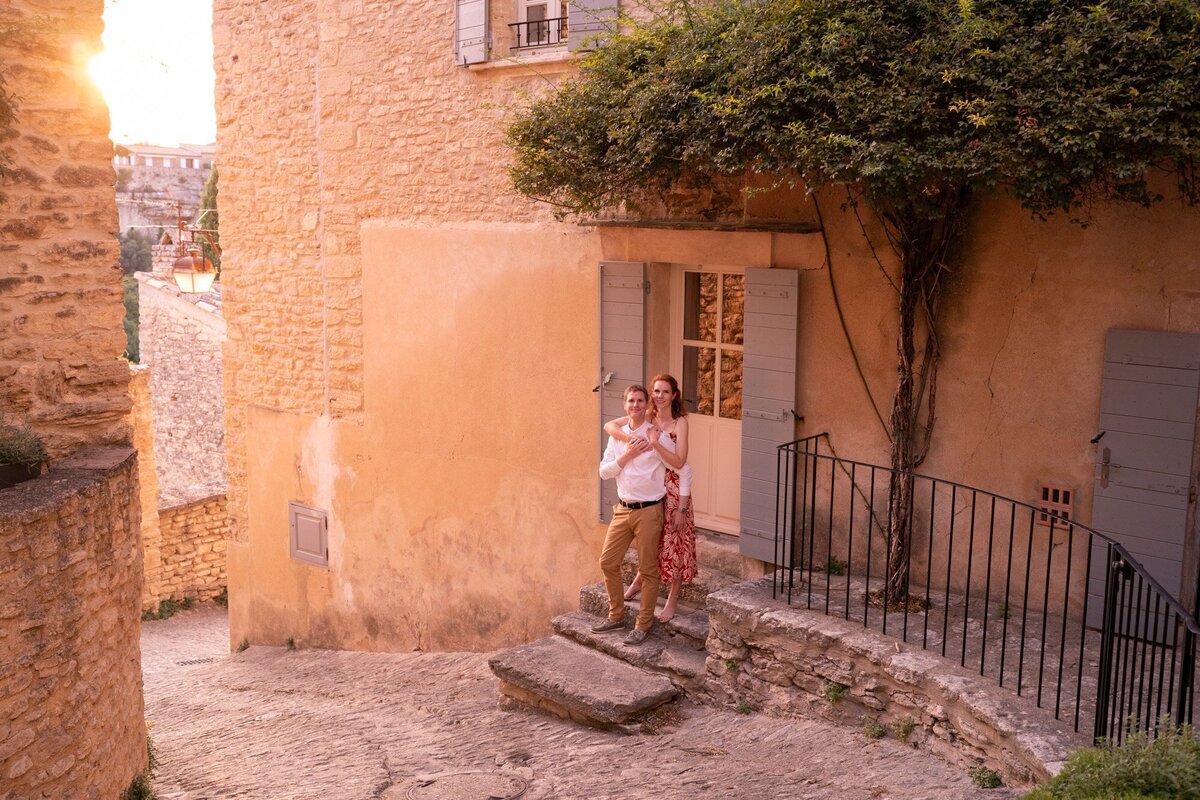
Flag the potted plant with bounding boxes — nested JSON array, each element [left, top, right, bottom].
[[0, 418, 48, 490]]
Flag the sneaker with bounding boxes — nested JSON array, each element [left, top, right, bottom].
[[623, 628, 649, 646], [591, 617, 625, 633]]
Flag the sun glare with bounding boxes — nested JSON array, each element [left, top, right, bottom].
[[90, 0, 216, 147]]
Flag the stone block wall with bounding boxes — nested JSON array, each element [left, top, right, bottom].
[[0, 449, 146, 797], [703, 579, 1082, 788], [156, 495, 229, 603], [135, 272, 225, 505], [0, 0, 129, 458]]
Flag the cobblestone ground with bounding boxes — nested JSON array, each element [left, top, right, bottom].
[[143, 607, 1022, 799]]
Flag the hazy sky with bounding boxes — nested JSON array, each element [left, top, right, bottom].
[[90, 0, 216, 146]]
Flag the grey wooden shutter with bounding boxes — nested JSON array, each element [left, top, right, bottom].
[[739, 268, 800, 563], [1086, 329, 1200, 629], [598, 261, 646, 522], [568, 0, 618, 51], [455, 0, 488, 65]]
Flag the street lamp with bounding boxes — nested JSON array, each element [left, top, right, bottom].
[[172, 247, 217, 294]]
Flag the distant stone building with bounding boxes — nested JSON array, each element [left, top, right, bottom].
[[114, 142, 216, 233]]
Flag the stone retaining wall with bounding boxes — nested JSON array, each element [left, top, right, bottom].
[[156, 494, 229, 603], [0, 448, 146, 797], [703, 578, 1083, 787]]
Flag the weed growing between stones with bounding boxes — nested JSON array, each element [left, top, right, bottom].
[[826, 555, 847, 576], [862, 716, 886, 740], [736, 701, 754, 715], [286, 637, 296, 650], [968, 766, 1002, 789], [823, 681, 847, 705], [214, 587, 228, 607], [637, 703, 686, 734], [892, 716, 916, 744], [122, 729, 158, 800], [724, 659, 740, 674], [141, 597, 194, 622], [237, 637, 249, 652]]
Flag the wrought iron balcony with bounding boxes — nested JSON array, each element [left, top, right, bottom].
[[509, 16, 567, 49]]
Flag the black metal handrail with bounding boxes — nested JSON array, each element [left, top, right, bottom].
[[774, 433, 1200, 744], [509, 16, 567, 49]]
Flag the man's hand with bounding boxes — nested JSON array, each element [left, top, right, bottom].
[[617, 436, 652, 467]]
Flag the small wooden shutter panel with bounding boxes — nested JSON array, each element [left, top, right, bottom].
[[568, 0, 618, 51], [599, 261, 646, 522], [739, 268, 800, 563], [456, 0, 488, 65]]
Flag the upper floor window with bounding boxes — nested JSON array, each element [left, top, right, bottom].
[[455, 0, 617, 65], [511, 0, 568, 49]]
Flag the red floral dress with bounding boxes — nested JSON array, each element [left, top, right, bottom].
[[659, 432, 697, 584]]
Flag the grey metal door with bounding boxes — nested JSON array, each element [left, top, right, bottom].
[[598, 261, 646, 522], [1087, 329, 1200, 626]]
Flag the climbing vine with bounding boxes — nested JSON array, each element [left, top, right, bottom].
[[509, 0, 1200, 599]]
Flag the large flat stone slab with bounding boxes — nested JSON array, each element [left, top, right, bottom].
[[488, 636, 677, 729], [553, 612, 709, 689], [578, 583, 710, 648]]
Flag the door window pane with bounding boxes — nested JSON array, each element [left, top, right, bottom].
[[683, 272, 718, 343], [722, 274, 744, 345], [682, 345, 715, 415], [719, 350, 742, 420]]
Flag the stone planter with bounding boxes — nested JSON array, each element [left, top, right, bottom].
[[0, 461, 43, 490]]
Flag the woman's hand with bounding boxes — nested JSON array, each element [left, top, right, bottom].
[[646, 426, 662, 446]]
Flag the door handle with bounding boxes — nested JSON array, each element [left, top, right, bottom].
[[592, 371, 614, 393]]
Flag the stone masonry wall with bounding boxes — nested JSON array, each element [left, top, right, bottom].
[[0, 0, 130, 458], [0, 449, 146, 797], [213, 0, 573, 544], [136, 272, 225, 505], [128, 365, 164, 609], [156, 495, 229, 603]]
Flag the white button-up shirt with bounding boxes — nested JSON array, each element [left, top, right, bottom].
[[598, 420, 692, 502]]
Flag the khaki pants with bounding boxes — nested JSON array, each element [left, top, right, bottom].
[[599, 502, 664, 632]]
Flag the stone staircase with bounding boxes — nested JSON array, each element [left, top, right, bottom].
[[487, 531, 746, 732]]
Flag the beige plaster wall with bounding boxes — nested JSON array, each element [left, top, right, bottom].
[[214, 0, 1200, 653], [0, 450, 146, 797], [0, 0, 129, 458]]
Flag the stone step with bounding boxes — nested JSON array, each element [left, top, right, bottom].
[[578, 582, 709, 649], [552, 611, 710, 692], [488, 635, 678, 731]]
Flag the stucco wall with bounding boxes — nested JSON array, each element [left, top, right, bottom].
[[0, 0, 129, 459], [0, 450, 146, 797], [214, 0, 1200, 653]]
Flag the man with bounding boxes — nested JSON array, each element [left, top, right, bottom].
[[594, 384, 681, 645]]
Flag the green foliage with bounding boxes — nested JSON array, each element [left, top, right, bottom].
[[971, 766, 1003, 789], [724, 658, 740, 673], [827, 555, 847, 576], [285, 637, 296, 651], [141, 598, 192, 622], [199, 166, 220, 271], [115, 167, 133, 193], [893, 716, 917, 743], [214, 587, 228, 607], [122, 275, 140, 363], [237, 637, 250, 652], [823, 681, 847, 705], [863, 715, 887, 739], [1024, 725, 1200, 799], [119, 228, 155, 274], [122, 772, 156, 800], [509, 0, 1200, 220], [736, 701, 754, 714], [0, 419, 47, 466]]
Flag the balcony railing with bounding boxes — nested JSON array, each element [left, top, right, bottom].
[[509, 16, 567, 49], [774, 433, 1200, 745]]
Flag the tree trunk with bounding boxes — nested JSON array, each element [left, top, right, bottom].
[[885, 245, 922, 603]]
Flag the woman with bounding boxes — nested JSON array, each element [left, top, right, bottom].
[[603, 374, 697, 623]]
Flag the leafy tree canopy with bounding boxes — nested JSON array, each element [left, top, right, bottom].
[[509, 0, 1200, 222]]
